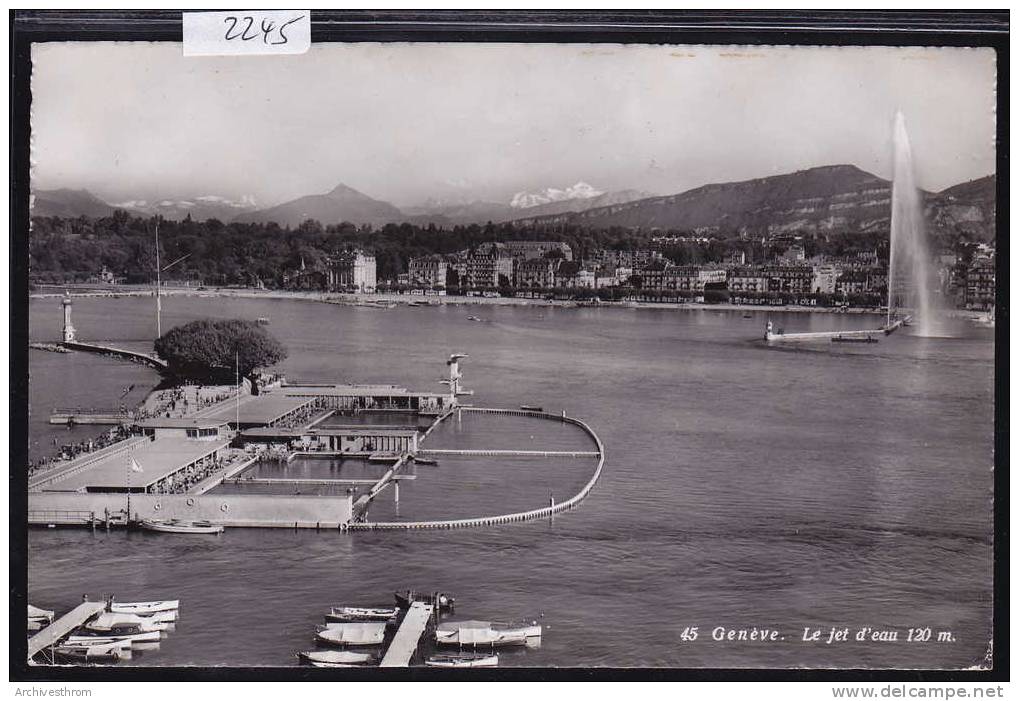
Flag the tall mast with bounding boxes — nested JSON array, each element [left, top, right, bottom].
[[235, 349, 240, 431], [155, 221, 162, 338]]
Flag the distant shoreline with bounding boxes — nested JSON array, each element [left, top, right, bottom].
[[31, 284, 981, 319]]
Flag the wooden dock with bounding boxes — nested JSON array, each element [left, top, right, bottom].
[[380, 602, 433, 667], [27, 601, 106, 661], [418, 449, 599, 458], [223, 477, 379, 486]]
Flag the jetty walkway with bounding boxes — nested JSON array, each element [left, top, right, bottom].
[[27, 601, 106, 662], [58, 341, 167, 371], [380, 602, 433, 667], [419, 448, 599, 458]]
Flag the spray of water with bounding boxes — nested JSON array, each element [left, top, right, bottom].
[[888, 111, 939, 336]]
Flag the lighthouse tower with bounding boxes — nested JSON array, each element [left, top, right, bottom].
[[61, 295, 76, 342]]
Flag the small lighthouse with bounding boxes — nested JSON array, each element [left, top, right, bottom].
[[61, 295, 76, 342]]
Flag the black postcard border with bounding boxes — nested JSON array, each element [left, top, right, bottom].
[[8, 9, 1010, 683]]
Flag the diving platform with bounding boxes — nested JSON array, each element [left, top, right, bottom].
[[27, 601, 106, 662], [380, 602, 433, 667]]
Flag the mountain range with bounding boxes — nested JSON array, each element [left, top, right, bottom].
[[31, 166, 995, 241]]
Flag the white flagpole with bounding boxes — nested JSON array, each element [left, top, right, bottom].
[[127, 452, 132, 525], [235, 349, 240, 432]]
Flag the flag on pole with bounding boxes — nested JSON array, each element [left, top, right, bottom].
[[130, 457, 144, 473]]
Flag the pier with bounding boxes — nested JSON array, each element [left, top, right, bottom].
[[58, 341, 167, 371], [419, 449, 599, 458], [27, 601, 106, 662], [764, 316, 911, 344], [380, 602, 433, 667], [222, 477, 380, 486]]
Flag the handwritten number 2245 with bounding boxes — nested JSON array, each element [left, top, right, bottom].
[[223, 15, 304, 45]]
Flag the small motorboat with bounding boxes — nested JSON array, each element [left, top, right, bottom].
[[297, 650, 373, 666], [435, 620, 542, 648], [85, 611, 174, 634], [53, 641, 128, 664], [519, 405, 543, 412], [742, 313, 753, 319], [109, 600, 179, 615], [316, 622, 387, 646], [425, 652, 499, 668], [412, 457, 438, 466], [326, 606, 398, 623], [139, 519, 224, 534], [308, 661, 361, 668], [466, 315, 483, 322], [395, 590, 455, 612], [66, 630, 162, 645]]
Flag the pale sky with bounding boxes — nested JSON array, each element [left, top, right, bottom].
[[31, 42, 996, 208]]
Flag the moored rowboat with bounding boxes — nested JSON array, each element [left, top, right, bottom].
[[53, 642, 126, 663], [28, 605, 55, 622], [85, 611, 174, 634], [315, 622, 386, 646], [435, 620, 542, 647], [297, 650, 373, 665], [109, 600, 179, 615], [67, 630, 161, 645], [326, 606, 398, 623], [425, 653, 499, 668], [139, 519, 224, 534]]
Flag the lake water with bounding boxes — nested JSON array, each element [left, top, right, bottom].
[[25, 295, 996, 668]]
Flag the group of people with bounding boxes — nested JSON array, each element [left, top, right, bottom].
[[272, 403, 324, 430], [29, 425, 135, 475], [135, 383, 238, 422]]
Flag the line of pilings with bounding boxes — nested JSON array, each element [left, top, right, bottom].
[[348, 407, 604, 531]]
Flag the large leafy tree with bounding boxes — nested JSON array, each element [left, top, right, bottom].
[[154, 319, 287, 382]]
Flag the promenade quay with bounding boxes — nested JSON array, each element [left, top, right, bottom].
[[27, 601, 106, 661], [380, 602, 433, 667]]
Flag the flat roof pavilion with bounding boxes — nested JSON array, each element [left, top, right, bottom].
[[202, 394, 317, 428], [42, 437, 230, 493]]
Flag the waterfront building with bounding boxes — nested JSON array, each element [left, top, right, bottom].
[[31, 436, 231, 495], [135, 418, 230, 441], [516, 258, 559, 289], [765, 266, 814, 294], [966, 257, 996, 310], [811, 264, 840, 294], [554, 261, 596, 289], [504, 240, 573, 261], [835, 270, 869, 296], [727, 267, 771, 293], [453, 246, 513, 289], [408, 254, 450, 289], [327, 251, 377, 293]]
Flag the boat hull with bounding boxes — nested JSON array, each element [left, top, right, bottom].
[[140, 519, 224, 534], [109, 600, 179, 615], [425, 654, 499, 668]]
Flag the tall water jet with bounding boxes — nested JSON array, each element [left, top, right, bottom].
[[887, 111, 938, 336]]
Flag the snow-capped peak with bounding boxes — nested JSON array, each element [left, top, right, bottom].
[[510, 182, 604, 209]]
